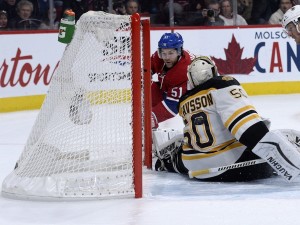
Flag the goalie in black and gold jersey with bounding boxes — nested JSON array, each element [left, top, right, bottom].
[[154, 56, 300, 182]]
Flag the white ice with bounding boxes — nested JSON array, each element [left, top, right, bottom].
[[1, 94, 300, 225]]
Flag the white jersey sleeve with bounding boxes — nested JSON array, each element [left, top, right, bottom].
[[212, 79, 261, 141]]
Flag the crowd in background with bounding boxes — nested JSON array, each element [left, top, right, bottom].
[[0, 0, 299, 30]]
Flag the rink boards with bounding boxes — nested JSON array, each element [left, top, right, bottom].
[[1, 26, 300, 112]]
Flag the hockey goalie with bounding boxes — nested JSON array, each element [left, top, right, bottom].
[[153, 56, 300, 182]]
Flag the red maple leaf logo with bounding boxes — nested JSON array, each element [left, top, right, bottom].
[[211, 35, 256, 75]]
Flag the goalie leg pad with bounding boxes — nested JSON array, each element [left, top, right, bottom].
[[252, 130, 300, 182]]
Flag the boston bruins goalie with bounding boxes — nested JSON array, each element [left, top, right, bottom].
[[153, 56, 300, 182]]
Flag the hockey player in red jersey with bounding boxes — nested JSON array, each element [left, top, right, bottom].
[[151, 32, 194, 128], [154, 56, 300, 182]]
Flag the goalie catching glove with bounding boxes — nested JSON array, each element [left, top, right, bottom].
[[152, 129, 188, 174], [154, 133, 183, 173], [252, 129, 300, 182]]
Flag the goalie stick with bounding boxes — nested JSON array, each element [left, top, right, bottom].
[[188, 158, 266, 178]]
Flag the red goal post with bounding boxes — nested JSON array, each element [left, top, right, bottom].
[[132, 14, 152, 197]]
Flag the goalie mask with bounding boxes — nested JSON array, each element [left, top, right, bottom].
[[282, 5, 300, 34], [187, 56, 218, 88]]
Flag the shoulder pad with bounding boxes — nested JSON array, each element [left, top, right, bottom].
[[207, 76, 240, 88]]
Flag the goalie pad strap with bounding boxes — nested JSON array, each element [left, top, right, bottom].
[[252, 130, 300, 182]]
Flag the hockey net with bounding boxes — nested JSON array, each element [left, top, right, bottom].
[[2, 11, 151, 200]]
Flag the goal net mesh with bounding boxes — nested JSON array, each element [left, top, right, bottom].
[[2, 11, 144, 200]]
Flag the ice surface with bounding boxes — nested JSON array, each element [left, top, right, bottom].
[[1, 94, 300, 225]]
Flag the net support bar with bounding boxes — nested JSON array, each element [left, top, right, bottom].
[[131, 13, 143, 198]]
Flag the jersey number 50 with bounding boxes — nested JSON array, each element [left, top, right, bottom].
[[184, 111, 214, 149]]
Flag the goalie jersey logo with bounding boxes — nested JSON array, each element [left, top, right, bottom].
[[178, 76, 263, 178]]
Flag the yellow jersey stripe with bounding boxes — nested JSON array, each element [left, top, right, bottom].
[[182, 139, 236, 153], [182, 142, 244, 160], [231, 114, 261, 136], [224, 105, 256, 128]]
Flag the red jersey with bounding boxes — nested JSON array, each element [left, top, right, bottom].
[[151, 50, 194, 123]]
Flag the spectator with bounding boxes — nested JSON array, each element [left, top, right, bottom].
[[248, 0, 273, 24], [113, 1, 127, 15], [38, 0, 59, 20], [8, 0, 40, 30], [39, 7, 59, 30], [162, 0, 190, 11], [0, 9, 9, 30], [202, 0, 224, 26], [237, 0, 253, 21], [125, 0, 139, 15], [92, 0, 108, 12], [270, 0, 281, 13], [185, 0, 205, 25], [189, 0, 206, 11], [62, 0, 108, 21], [219, 0, 248, 26], [54, 1, 63, 20], [26, 0, 39, 18], [62, 0, 88, 21], [148, 1, 168, 25], [151, 32, 194, 127], [38, 0, 52, 19], [0, 0, 18, 20], [269, 0, 293, 24]]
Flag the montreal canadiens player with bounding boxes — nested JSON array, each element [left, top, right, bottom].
[[151, 32, 194, 128], [154, 56, 300, 182]]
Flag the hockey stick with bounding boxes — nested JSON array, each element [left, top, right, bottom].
[[188, 158, 266, 178]]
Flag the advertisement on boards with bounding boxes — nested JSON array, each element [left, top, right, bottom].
[[0, 26, 300, 111], [0, 33, 65, 98], [171, 26, 300, 83]]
